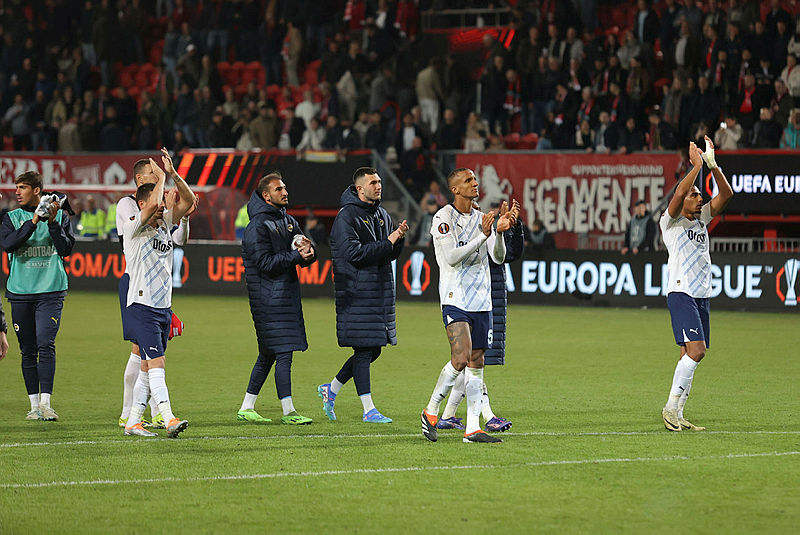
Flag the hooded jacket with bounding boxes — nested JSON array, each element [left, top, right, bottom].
[[329, 185, 404, 348], [241, 191, 315, 354], [486, 220, 524, 365]]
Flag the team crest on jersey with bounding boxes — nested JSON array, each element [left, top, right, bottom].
[[13, 323, 18, 332], [379, 219, 384, 226], [287, 224, 293, 231], [438, 222, 450, 234], [129, 216, 136, 220]]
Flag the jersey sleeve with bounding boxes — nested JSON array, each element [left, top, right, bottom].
[[659, 210, 674, 233], [116, 197, 137, 236], [432, 209, 488, 267], [700, 202, 713, 225], [122, 212, 145, 242]]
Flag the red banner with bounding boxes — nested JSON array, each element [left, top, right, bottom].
[[0, 152, 159, 185], [456, 153, 681, 248]]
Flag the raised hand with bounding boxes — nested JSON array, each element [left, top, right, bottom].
[[688, 141, 703, 168], [161, 147, 176, 176], [481, 211, 496, 236], [149, 158, 166, 181], [165, 188, 178, 211]]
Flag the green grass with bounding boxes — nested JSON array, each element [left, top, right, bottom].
[[0, 293, 798, 534]]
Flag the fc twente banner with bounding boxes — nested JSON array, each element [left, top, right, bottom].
[[454, 152, 800, 247], [1, 243, 796, 312], [0, 152, 159, 185]]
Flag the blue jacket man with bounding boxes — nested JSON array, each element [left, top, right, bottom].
[[237, 172, 316, 425], [0, 171, 74, 422], [317, 167, 408, 423]]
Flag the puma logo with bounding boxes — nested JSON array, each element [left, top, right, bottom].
[[689, 328, 699, 334], [51, 317, 58, 324]]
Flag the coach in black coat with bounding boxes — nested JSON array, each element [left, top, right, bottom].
[[238, 172, 316, 422], [322, 167, 408, 421], [485, 218, 525, 366]]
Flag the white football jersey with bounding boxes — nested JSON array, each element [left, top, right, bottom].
[[117, 195, 188, 264], [430, 204, 506, 311], [123, 210, 175, 309], [660, 203, 713, 298]]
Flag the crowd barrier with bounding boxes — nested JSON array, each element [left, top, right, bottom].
[[1, 242, 796, 312]]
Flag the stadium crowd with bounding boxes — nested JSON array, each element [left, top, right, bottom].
[[2, 0, 800, 196]]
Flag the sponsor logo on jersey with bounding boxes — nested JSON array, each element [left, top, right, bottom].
[[438, 222, 450, 234]]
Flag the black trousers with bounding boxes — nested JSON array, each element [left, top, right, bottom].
[[335, 347, 382, 396], [10, 297, 64, 395]]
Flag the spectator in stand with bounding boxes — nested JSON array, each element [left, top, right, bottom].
[[28, 91, 50, 151], [337, 117, 362, 152], [178, 43, 201, 88], [678, 0, 704, 39], [353, 112, 369, 142], [765, 0, 791, 37], [58, 116, 81, 152], [592, 110, 619, 154], [483, 55, 508, 136], [250, 103, 279, 150], [204, 0, 233, 61], [621, 200, 655, 255], [416, 57, 444, 134], [174, 82, 200, 146], [415, 181, 446, 247], [701, 25, 722, 80], [364, 111, 387, 154], [771, 79, 793, 127], [618, 116, 645, 154], [634, 0, 660, 46], [208, 108, 234, 148], [608, 81, 629, 126], [780, 108, 800, 148], [232, 109, 253, 150], [198, 55, 223, 103], [4, 94, 30, 150], [661, 76, 684, 132], [752, 107, 782, 147], [78, 112, 98, 151], [527, 219, 555, 255], [575, 119, 595, 150], [98, 105, 129, 151], [295, 90, 321, 130], [735, 73, 767, 141], [646, 108, 677, 151], [617, 30, 642, 72], [714, 114, 744, 149], [464, 111, 488, 152], [673, 19, 700, 77], [284, 20, 303, 87], [435, 108, 462, 174], [222, 88, 239, 119], [297, 116, 325, 153], [369, 64, 395, 115], [322, 115, 341, 150], [781, 55, 800, 105], [545, 23, 565, 65], [399, 136, 432, 200], [279, 107, 306, 149], [564, 27, 584, 65]]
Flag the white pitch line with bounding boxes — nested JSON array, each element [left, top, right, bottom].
[[1, 451, 798, 489], [1, 430, 799, 449]]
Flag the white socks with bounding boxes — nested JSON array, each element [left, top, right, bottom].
[[148, 368, 175, 423], [40, 393, 51, 408], [426, 361, 461, 416], [127, 370, 150, 427], [677, 382, 692, 419], [29, 394, 39, 410], [480, 382, 495, 421], [330, 378, 344, 396], [240, 392, 258, 411], [359, 393, 376, 414], [280, 396, 296, 416], [441, 371, 466, 419], [121, 353, 140, 419], [666, 355, 699, 411], [464, 367, 484, 434]]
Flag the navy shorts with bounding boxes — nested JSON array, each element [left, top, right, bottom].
[[127, 303, 172, 360], [119, 273, 136, 343], [442, 305, 493, 350], [667, 292, 710, 348]]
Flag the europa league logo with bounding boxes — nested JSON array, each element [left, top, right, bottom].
[[409, 251, 425, 296], [784, 258, 799, 306]]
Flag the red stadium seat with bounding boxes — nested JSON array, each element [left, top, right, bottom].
[[520, 132, 539, 149], [266, 84, 281, 99], [134, 71, 150, 88], [117, 71, 133, 88], [240, 69, 256, 85], [503, 132, 520, 149]]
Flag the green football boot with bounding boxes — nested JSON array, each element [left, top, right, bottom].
[[237, 408, 272, 423], [281, 411, 313, 425]]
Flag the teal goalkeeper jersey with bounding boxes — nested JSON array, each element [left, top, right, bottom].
[[6, 208, 68, 295]]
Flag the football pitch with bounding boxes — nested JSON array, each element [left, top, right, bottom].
[[0, 293, 798, 534]]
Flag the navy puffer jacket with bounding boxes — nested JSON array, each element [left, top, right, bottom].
[[485, 220, 524, 365], [242, 191, 316, 354], [330, 185, 405, 348]]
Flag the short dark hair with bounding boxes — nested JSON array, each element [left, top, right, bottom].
[[353, 167, 377, 184], [15, 171, 43, 190], [256, 171, 283, 195], [133, 159, 150, 176], [136, 183, 156, 203], [446, 167, 471, 186]]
